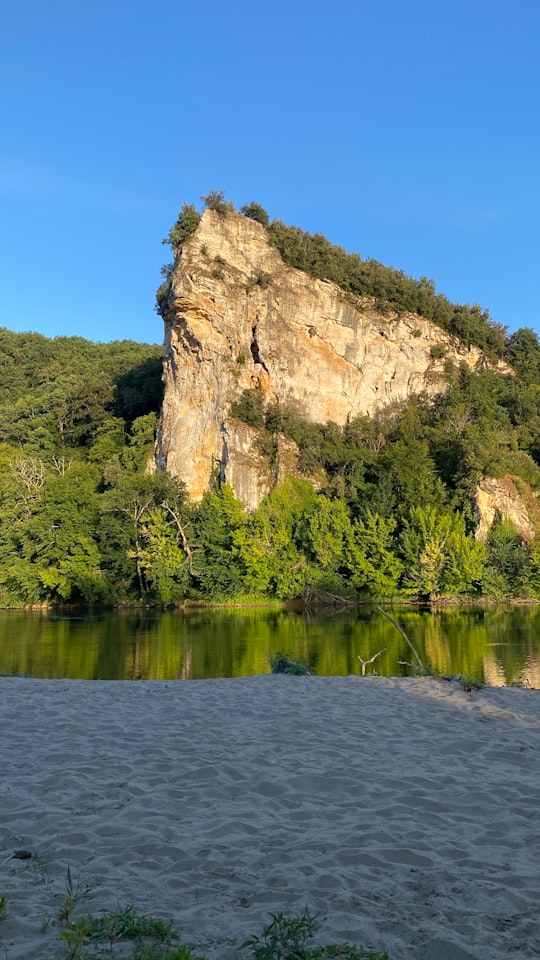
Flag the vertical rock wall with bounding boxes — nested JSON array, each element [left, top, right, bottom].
[[156, 210, 501, 507]]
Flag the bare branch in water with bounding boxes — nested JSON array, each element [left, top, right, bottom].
[[357, 648, 387, 676]]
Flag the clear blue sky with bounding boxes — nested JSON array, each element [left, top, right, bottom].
[[1, 0, 539, 345]]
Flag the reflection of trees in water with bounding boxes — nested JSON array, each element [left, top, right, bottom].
[[420, 611, 489, 680], [0, 607, 539, 684]]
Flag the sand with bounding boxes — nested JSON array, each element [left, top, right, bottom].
[[0, 675, 539, 960]]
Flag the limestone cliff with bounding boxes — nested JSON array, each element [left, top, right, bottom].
[[156, 210, 504, 507], [473, 476, 540, 544]]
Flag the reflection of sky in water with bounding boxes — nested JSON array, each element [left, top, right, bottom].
[[483, 654, 507, 687], [483, 652, 540, 688], [522, 655, 540, 689]]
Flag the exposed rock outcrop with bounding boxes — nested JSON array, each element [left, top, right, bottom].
[[156, 210, 507, 506], [474, 476, 540, 544]]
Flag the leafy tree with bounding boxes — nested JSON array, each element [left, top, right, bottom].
[[162, 203, 201, 248], [193, 485, 247, 597], [99, 472, 189, 601], [235, 479, 316, 600], [0, 462, 108, 604], [298, 495, 355, 595], [347, 511, 402, 598], [240, 202, 270, 226], [114, 357, 164, 422], [200, 190, 235, 217], [399, 506, 484, 600], [482, 518, 540, 599]]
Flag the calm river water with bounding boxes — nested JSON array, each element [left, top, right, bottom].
[[0, 605, 538, 686]]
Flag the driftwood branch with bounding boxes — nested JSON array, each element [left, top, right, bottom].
[[376, 605, 425, 671], [357, 648, 387, 676]]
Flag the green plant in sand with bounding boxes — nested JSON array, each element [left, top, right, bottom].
[[243, 909, 321, 960], [59, 913, 94, 959], [243, 910, 388, 960], [0, 894, 7, 923], [91, 902, 177, 947], [57, 867, 94, 926], [26, 873, 392, 960]]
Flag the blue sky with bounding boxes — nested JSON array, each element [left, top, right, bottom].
[[1, 0, 539, 345]]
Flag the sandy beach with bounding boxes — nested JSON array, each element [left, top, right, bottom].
[[0, 675, 538, 960]]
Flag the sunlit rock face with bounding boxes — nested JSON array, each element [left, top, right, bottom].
[[473, 476, 539, 544], [156, 209, 501, 507]]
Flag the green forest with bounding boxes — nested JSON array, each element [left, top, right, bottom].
[[2, 195, 540, 607]]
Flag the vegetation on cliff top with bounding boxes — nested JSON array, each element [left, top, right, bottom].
[[161, 191, 509, 359]]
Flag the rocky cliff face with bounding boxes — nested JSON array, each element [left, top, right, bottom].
[[156, 210, 502, 507], [474, 476, 540, 544]]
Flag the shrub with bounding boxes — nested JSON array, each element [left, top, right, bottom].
[[430, 343, 447, 360], [200, 189, 235, 217], [241, 202, 270, 226], [230, 389, 265, 428], [257, 271, 273, 289], [268, 652, 313, 675], [162, 204, 201, 248]]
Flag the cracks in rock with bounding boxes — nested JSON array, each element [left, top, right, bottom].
[[250, 324, 269, 374], [176, 320, 203, 362], [219, 422, 229, 484]]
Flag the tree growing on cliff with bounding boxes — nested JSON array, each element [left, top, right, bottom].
[[200, 190, 235, 217], [240, 202, 270, 226], [230, 389, 265, 428], [162, 203, 201, 248]]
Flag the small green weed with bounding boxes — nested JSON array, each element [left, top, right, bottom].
[[242, 911, 389, 960], [243, 908, 320, 960], [0, 895, 7, 923], [57, 867, 94, 926], [92, 903, 178, 946], [268, 652, 312, 676], [59, 914, 94, 959]]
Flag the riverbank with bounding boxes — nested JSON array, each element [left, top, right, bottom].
[[1, 675, 539, 959]]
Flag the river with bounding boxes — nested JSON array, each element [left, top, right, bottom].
[[0, 605, 538, 686]]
